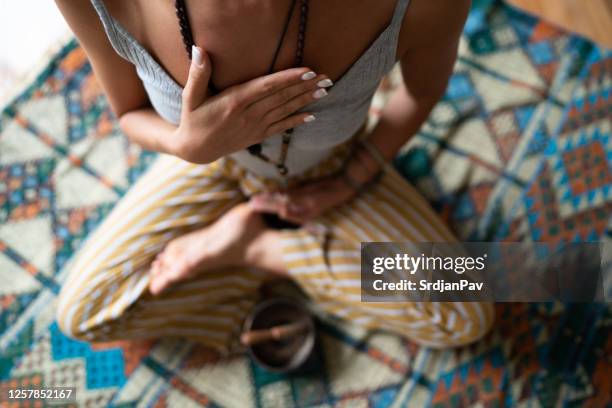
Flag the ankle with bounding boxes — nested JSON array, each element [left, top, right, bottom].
[[243, 229, 269, 267], [244, 229, 288, 276]]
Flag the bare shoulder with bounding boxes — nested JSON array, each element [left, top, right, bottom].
[[54, 0, 99, 26], [56, 0, 148, 48], [54, 0, 148, 117], [397, 0, 471, 54], [54, 1, 110, 55]]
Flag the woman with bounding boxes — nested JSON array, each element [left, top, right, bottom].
[[55, 0, 493, 350]]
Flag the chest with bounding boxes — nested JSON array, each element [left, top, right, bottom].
[[104, 0, 406, 91]]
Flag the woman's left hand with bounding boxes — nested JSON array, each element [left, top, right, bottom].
[[249, 175, 355, 224]]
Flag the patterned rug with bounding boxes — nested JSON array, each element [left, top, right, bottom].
[[1, 1, 610, 406]]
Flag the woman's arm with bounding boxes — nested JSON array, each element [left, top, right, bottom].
[[54, 0, 179, 153], [55, 1, 330, 163], [248, 0, 472, 223], [343, 0, 472, 183]]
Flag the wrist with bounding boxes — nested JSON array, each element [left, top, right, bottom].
[[169, 125, 217, 164], [345, 145, 381, 183], [163, 126, 184, 157], [337, 141, 386, 196], [332, 174, 359, 201]]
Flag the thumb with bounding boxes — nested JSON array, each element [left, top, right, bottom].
[[182, 45, 212, 111]]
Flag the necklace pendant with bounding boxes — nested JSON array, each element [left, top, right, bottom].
[[277, 164, 289, 176], [247, 143, 262, 156]]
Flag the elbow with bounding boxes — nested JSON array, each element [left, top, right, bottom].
[[117, 112, 133, 134], [116, 113, 145, 149]]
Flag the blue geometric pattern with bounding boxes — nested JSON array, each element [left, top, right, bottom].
[[50, 323, 126, 389], [0, 1, 610, 407]]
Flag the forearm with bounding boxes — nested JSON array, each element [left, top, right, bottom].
[[118, 108, 179, 155], [370, 84, 439, 160], [345, 85, 442, 182]]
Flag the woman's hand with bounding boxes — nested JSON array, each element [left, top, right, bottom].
[[169, 46, 332, 163], [249, 175, 355, 224]]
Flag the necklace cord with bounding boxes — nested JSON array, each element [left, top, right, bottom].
[[174, 0, 309, 175], [269, 0, 299, 73]]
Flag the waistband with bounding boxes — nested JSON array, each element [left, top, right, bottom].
[[221, 123, 368, 195]]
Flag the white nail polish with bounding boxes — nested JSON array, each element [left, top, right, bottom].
[[301, 71, 316, 80], [304, 114, 316, 123], [192, 46, 203, 67], [313, 88, 328, 99], [317, 79, 333, 88]]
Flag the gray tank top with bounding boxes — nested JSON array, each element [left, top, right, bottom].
[[90, 0, 411, 179]]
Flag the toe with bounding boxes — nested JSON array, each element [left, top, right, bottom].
[[149, 275, 160, 295], [150, 271, 169, 296]]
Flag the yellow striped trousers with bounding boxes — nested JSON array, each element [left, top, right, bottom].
[[56, 142, 494, 350]]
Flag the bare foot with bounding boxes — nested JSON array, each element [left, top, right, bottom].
[[149, 202, 267, 295]]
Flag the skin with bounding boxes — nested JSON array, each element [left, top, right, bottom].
[[55, 0, 471, 296]]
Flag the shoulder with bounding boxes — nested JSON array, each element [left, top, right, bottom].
[[54, 1, 106, 45], [55, 0, 123, 65], [397, 0, 471, 54], [54, 0, 136, 57]]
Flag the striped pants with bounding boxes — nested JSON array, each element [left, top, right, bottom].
[[56, 143, 494, 350]]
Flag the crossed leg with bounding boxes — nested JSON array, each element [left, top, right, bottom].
[[56, 154, 264, 350], [57, 154, 493, 351]]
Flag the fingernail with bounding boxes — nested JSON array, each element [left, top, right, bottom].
[[317, 79, 333, 88], [192, 46, 204, 67], [313, 88, 328, 99], [304, 114, 316, 123], [301, 71, 316, 80]]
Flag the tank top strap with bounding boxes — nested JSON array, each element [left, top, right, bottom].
[[390, 0, 412, 31], [388, 0, 411, 53], [88, 0, 141, 64]]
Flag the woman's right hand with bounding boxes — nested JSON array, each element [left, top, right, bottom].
[[169, 46, 332, 164]]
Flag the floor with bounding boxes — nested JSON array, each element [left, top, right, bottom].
[[0, 1, 69, 108], [1, 1, 610, 405], [506, 0, 612, 47]]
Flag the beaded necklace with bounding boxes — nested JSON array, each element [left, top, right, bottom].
[[174, 0, 310, 176]]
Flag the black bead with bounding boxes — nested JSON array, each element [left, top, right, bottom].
[[277, 165, 289, 175], [175, 0, 309, 174], [247, 143, 262, 155]]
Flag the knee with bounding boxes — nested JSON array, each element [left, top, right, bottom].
[[55, 268, 106, 342], [55, 231, 143, 341], [405, 302, 495, 349], [55, 285, 85, 341], [438, 302, 495, 348]]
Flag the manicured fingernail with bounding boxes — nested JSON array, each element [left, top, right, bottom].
[[301, 71, 317, 80], [317, 79, 333, 88], [192, 46, 204, 67], [304, 114, 316, 123], [313, 88, 328, 99]]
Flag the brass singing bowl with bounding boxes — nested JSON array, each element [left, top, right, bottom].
[[242, 298, 316, 373]]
